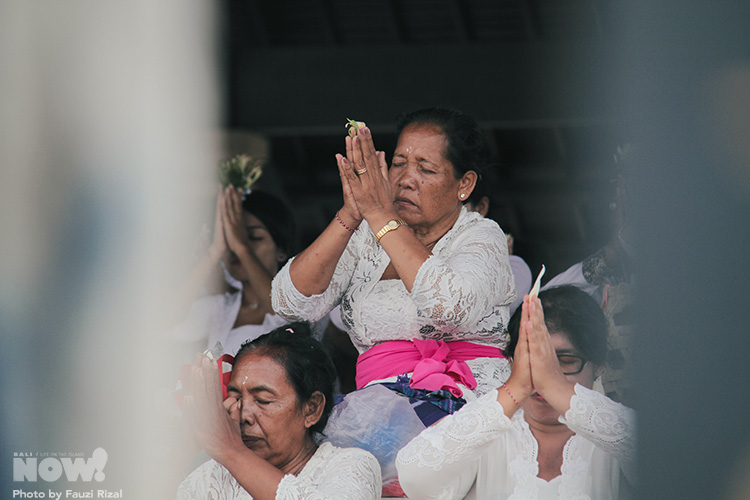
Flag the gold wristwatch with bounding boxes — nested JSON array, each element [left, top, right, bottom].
[[374, 219, 407, 244]]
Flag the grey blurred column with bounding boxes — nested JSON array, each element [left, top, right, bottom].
[[1, 1, 219, 498], [619, 2, 750, 499]]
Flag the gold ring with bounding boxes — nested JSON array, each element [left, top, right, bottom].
[[356, 168, 367, 175]]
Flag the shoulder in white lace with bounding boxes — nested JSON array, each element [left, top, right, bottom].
[[396, 390, 511, 498], [560, 383, 637, 484], [175, 459, 250, 500], [276, 442, 381, 500], [176, 442, 380, 500]]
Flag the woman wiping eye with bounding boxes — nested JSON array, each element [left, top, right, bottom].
[[177, 322, 382, 500]]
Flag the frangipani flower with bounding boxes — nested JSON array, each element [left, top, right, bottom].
[[529, 264, 546, 299]]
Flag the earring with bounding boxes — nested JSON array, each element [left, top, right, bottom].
[[460, 193, 466, 199]]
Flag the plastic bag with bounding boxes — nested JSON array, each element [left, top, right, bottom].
[[322, 384, 426, 484]]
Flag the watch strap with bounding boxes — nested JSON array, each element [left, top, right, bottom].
[[375, 219, 406, 244]]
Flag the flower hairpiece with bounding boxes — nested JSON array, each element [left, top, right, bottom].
[[217, 154, 264, 192]]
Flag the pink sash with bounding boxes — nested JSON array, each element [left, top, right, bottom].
[[355, 338, 505, 398]]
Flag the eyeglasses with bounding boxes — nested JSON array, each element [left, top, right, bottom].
[[557, 354, 588, 375]]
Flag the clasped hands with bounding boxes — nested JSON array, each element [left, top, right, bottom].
[[335, 126, 396, 227], [504, 295, 575, 413], [207, 186, 252, 263]]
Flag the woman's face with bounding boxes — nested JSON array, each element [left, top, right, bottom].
[[522, 331, 599, 426], [225, 212, 285, 281], [389, 124, 476, 233], [226, 352, 317, 469]]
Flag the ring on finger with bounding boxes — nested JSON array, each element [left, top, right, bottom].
[[356, 167, 367, 175]]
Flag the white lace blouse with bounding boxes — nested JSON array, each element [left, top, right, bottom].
[[271, 208, 516, 398], [395, 384, 636, 500], [175, 441, 381, 500]]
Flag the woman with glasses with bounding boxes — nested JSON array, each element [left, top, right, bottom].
[[396, 285, 636, 499]]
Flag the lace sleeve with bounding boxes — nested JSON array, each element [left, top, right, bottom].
[[560, 384, 637, 484], [271, 234, 362, 323], [411, 218, 515, 330], [276, 446, 381, 500], [395, 389, 511, 499]]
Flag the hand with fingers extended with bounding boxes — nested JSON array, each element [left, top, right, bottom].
[[207, 186, 228, 262], [337, 126, 396, 223], [182, 354, 244, 463], [335, 145, 363, 230], [500, 296, 534, 414], [523, 295, 570, 399], [221, 186, 252, 256]]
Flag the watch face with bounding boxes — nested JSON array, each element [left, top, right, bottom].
[[388, 220, 398, 229]]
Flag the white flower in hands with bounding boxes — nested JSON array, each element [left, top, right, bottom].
[[346, 118, 367, 138], [529, 264, 546, 299]]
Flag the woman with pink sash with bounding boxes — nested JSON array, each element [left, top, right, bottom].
[[271, 108, 515, 492], [271, 108, 516, 422]]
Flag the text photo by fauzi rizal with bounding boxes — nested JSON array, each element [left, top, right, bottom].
[[2, 2, 749, 500]]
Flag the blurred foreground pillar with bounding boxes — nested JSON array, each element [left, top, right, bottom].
[[1, 2, 219, 498]]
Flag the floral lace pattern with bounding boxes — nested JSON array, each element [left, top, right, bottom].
[[561, 383, 637, 484], [396, 390, 510, 471], [271, 208, 516, 395], [465, 357, 512, 402], [176, 442, 381, 500], [396, 385, 636, 500]]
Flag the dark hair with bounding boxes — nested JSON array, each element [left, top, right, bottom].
[[234, 322, 336, 435], [395, 107, 489, 181], [505, 286, 608, 366], [242, 190, 296, 259]]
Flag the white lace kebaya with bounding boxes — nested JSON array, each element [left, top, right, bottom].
[[395, 384, 636, 500], [176, 441, 381, 500], [271, 208, 516, 399]]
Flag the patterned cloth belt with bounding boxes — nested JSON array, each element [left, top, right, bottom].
[[355, 338, 505, 398]]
